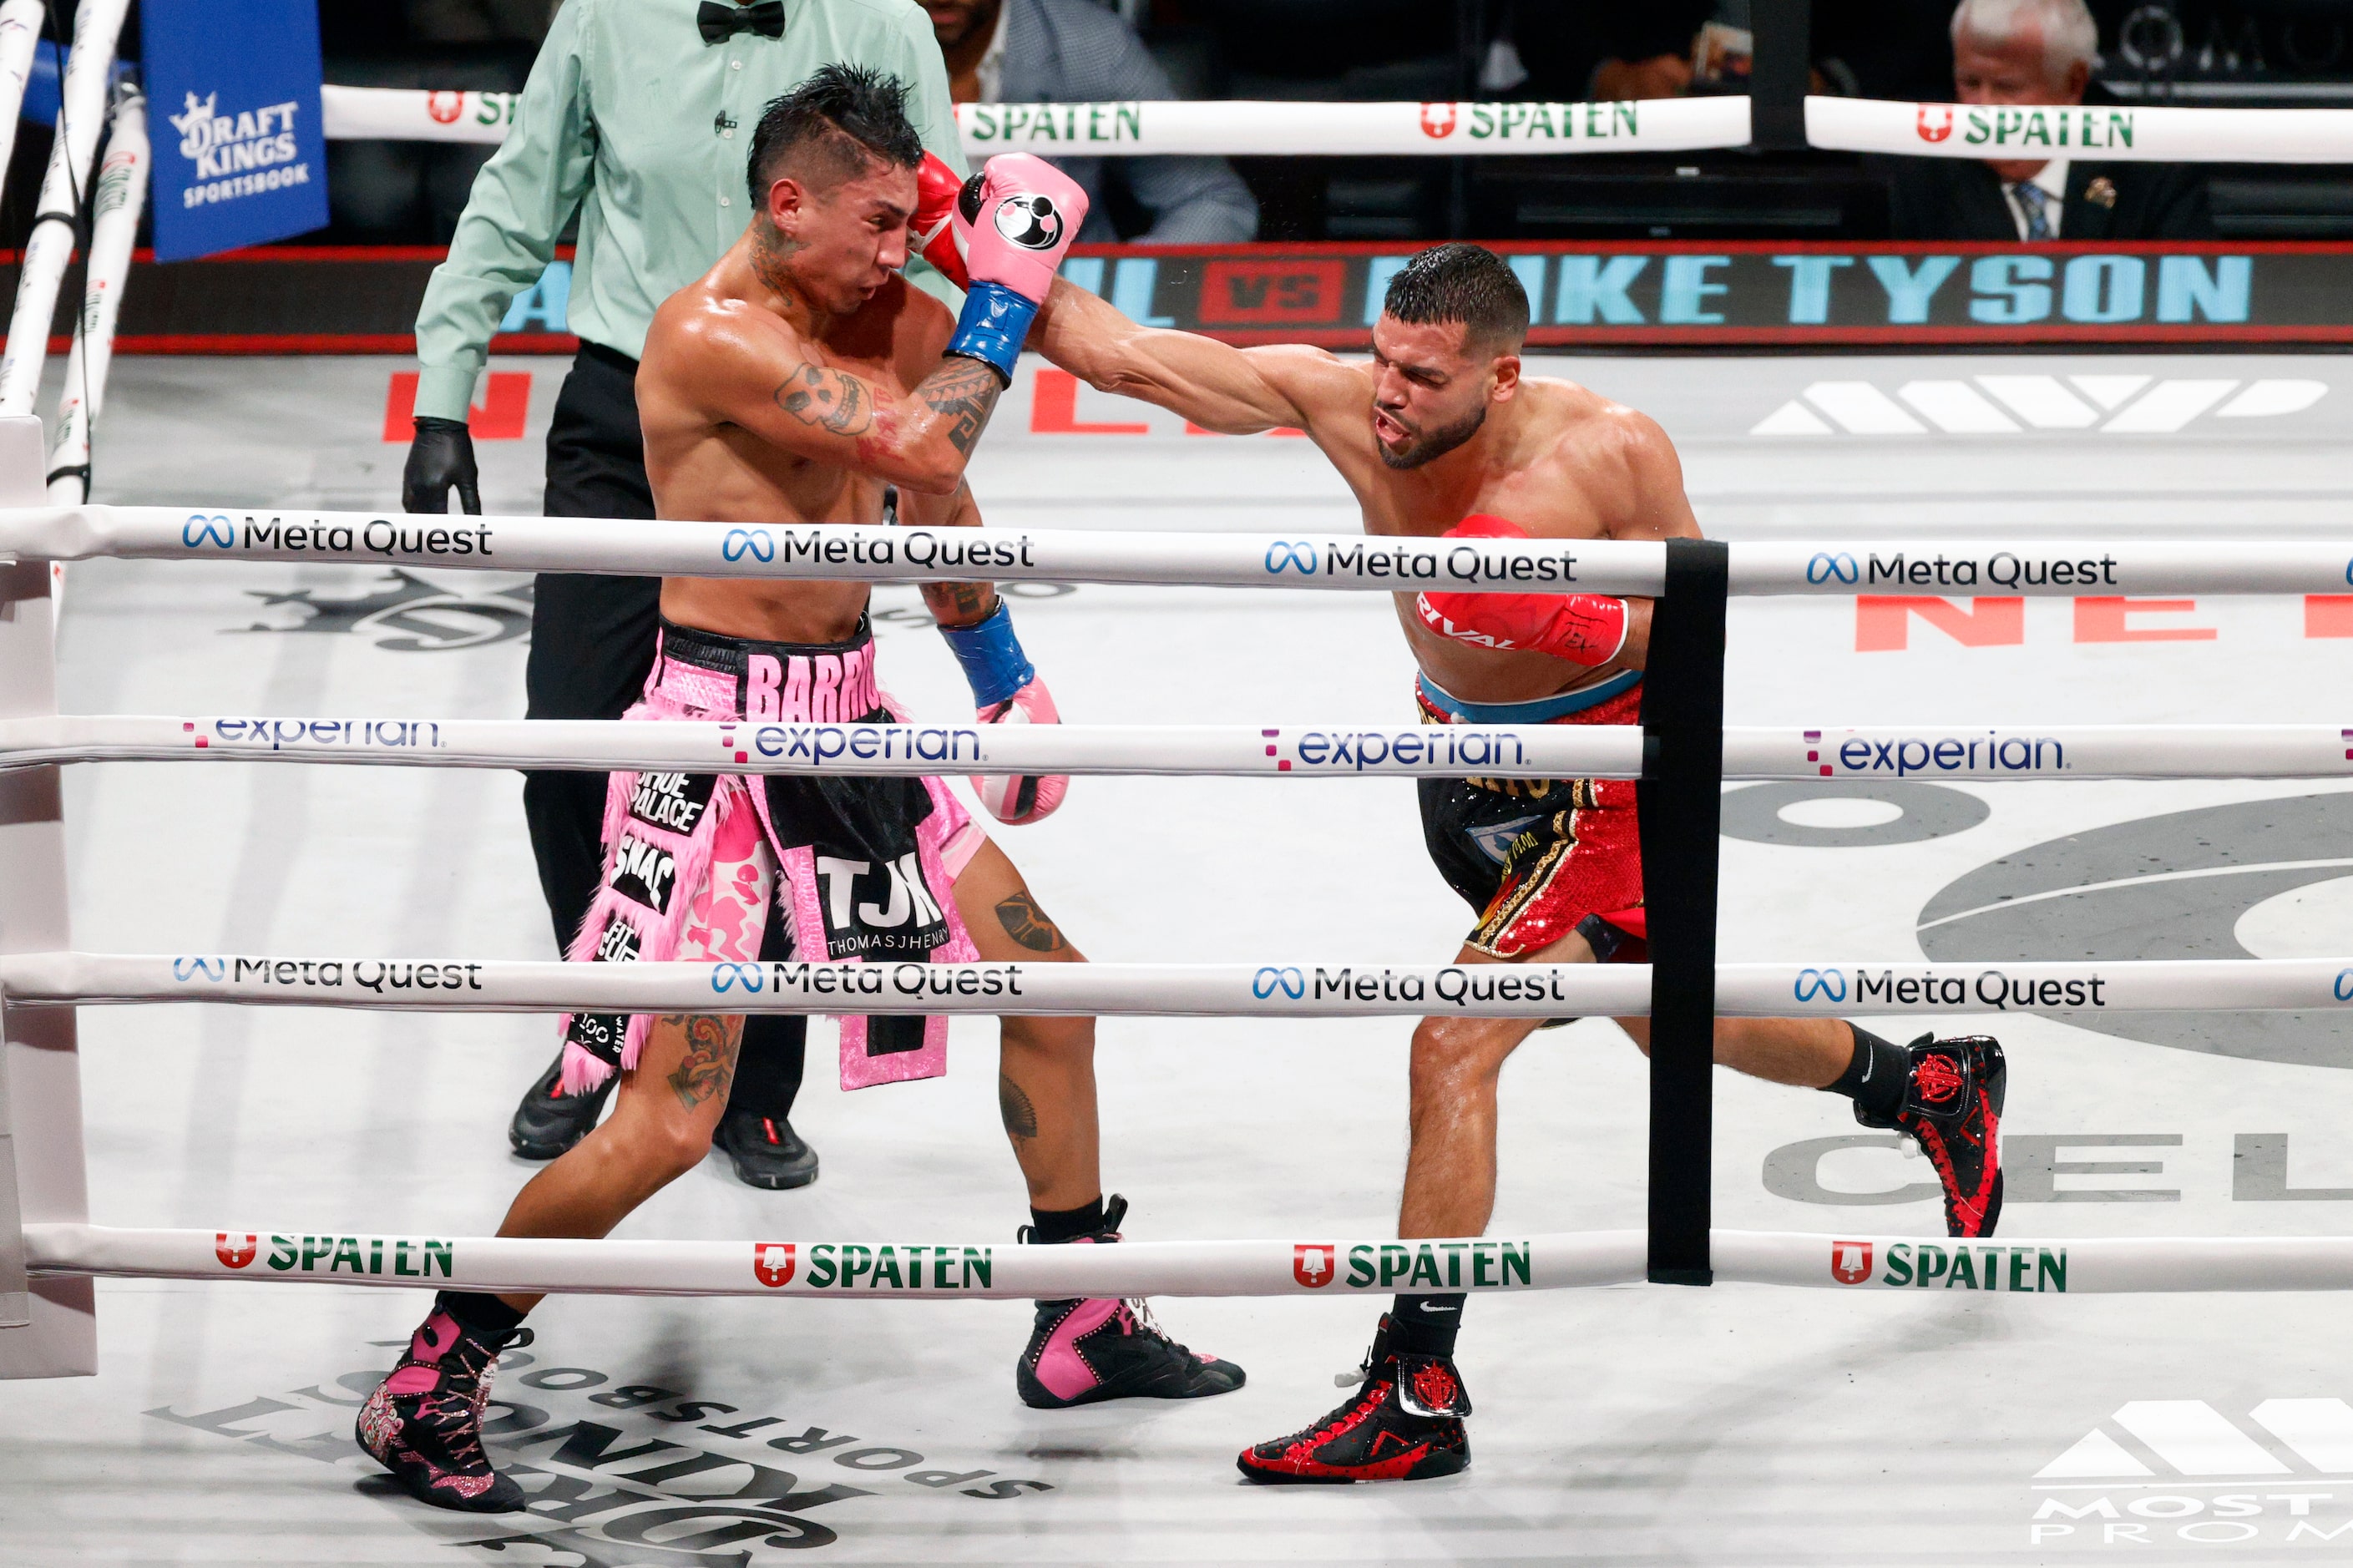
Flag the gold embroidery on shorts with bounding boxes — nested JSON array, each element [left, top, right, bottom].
[[1473, 810, 1578, 947]]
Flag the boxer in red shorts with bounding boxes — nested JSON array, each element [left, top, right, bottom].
[[1035, 241, 2006, 1482]]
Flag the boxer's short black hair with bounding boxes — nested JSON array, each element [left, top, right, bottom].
[[1382, 242, 1529, 357], [747, 63, 923, 209]]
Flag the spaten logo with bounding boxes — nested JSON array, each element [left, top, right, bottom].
[[1252, 966, 1306, 999], [1830, 1240, 1873, 1284], [215, 1232, 260, 1269], [722, 528, 776, 563], [1916, 104, 1955, 143], [1795, 967, 1848, 1003], [753, 1242, 797, 1287], [184, 513, 235, 549], [1293, 1243, 1337, 1287], [1419, 102, 1460, 139], [1263, 541, 1318, 575]]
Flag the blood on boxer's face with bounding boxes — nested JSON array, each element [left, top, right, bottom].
[[1368, 315, 1520, 471], [758, 154, 918, 316]]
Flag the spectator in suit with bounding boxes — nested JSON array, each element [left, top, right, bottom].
[[921, 0, 1257, 242], [1887, 0, 2213, 240]]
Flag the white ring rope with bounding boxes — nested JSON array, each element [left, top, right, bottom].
[[46, 81, 147, 505], [10, 508, 2353, 599], [1807, 94, 2353, 164], [8, 716, 2353, 782], [0, 507, 1658, 593], [0, 715, 1641, 778], [317, 85, 1753, 158], [0, 0, 53, 195], [0, 0, 128, 417], [28, 1223, 1625, 1298], [319, 86, 2353, 167], [28, 1222, 2353, 1297], [8, 952, 2351, 1017]]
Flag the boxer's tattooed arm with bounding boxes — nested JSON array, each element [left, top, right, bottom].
[[998, 1074, 1039, 1144], [995, 892, 1068, 953], [911, 480, 1000, 626], [917, 357, 1002, 455], [662, 1013, 744, 1110], [775, 363, 875, 437], [921, 578, 999, 627]]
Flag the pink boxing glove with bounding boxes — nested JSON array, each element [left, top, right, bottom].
[[974, 677, 1069, 825], [941, 154, 1090, 382], [1413, 513, 1629, 666], [957, 153, 1088, 302]]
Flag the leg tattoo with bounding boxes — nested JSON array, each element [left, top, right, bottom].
[[664, 1014, 745, 1110], [995, 892, 1069, 953], [999, 1074, 1039, 1143]]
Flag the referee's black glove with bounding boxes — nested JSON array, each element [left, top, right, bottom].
[[402, 416, 482, 515]]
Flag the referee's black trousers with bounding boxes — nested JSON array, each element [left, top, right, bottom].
[[524, 342, 806, 1115]]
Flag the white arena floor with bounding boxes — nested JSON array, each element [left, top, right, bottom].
[[3, 352, 2353, 1564]]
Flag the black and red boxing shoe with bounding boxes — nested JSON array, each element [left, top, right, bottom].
[[1856, 1033, 2006, 1238], [355, 1308, 534, 1512], [1236, 1315, 1472, 1484]]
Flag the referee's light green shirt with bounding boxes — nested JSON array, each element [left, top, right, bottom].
[[412, 0, 966, 422]]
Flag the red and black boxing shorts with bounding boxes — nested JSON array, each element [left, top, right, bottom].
[[1414, 670, 1647, 962]]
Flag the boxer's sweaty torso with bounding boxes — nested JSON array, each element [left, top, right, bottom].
[[1293, 373, 1654, 707], [638, 270, 947, 645]]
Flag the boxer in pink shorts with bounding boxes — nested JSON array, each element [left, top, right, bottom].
[[356, 68, 1238, 1515]]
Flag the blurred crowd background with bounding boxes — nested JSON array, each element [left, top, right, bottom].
[[14, 0, 2353, 246]]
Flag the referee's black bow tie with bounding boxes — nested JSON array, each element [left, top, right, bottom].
[[698, 0, 784, 44]]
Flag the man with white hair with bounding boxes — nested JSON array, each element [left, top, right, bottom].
[[1886, 0, 2211, 240]]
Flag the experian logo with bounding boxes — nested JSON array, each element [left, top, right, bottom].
[[1829, 733, 2066, 776]]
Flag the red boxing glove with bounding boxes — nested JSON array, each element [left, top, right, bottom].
[[913, 152, 970, 290], [1413, 513, 1628, 667]]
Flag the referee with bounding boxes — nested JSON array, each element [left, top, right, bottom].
[[402, 0, 966, 1188]]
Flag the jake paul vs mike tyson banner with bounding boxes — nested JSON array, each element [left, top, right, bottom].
[[28, 241, 2353, 352]]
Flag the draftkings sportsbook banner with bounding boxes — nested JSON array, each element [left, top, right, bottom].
[[7, 241, 2352, 352]]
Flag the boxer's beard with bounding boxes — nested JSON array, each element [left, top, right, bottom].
[[1379, 402, 1487, 470]]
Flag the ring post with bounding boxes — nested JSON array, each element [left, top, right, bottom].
[[1748, 0, 1812, 152], [0, 412, 93, 1377], [1639, 539, 1727, 1286]]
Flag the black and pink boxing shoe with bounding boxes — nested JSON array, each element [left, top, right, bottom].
[[1014, 1195, 1246, 1409], [355, 1306, 533, 1513]]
